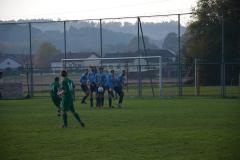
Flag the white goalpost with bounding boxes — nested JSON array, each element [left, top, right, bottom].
[[61, 56, 163, 97]]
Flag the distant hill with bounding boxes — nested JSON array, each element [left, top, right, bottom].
[[0, 20, 185, 55]]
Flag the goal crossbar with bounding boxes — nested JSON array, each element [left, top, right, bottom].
[[61, 56, 162, 62]]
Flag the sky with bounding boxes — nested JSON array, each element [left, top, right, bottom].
[[0, 0, 198, 21]]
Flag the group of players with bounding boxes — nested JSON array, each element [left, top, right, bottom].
[[80, 66, 126, 109], [50, 70, 85, 128], [50, 66, 126, 128]]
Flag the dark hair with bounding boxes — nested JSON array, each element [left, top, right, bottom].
[[110, 70, 114, 73], [55, 77, 59, 81], [61, 70, 67, 77]]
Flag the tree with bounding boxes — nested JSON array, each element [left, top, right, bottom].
[[34, 42, 60, 68], [182, 0, 240, 84], [162, 32, 178, 53], [127, 36, 159, 52]]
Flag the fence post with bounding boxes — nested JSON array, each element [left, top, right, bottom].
[[194, 58, 200, 96], [64, 21, 67, 69], [177, 14, 182, 96], [100, 19, 103, 67], [221, 10, 225, 97], [159, 56, 163, 97], [137, 17, 142, 97], [28, 22, 34, 97]]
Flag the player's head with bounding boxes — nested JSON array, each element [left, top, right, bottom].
[[55, 77, 59, 82], [110, 70, 114, 74], [61, 70, 67, 77]]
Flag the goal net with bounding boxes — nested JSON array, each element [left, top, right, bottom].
[[61, 56, 163, 97]]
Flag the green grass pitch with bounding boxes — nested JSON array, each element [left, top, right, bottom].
[[0, 97, 240, 160]]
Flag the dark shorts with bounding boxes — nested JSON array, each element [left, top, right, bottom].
[[90, 82, 97, 93], [51, 95, 61, 107], [81, 84, 90, 93], [114, 86, 124, 96]]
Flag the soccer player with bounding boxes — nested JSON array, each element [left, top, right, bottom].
[[106, 69, 115, 108], [80, 69, 90, 104], [114, 70, 126, 108], [88, 66, 97, 107], [50, 77, 61, 116], [59, 70, 85, 128], [95, 67, 106, 108], [100, 67, 107, 107]]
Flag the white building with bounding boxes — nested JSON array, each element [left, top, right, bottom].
[[51, 52, 100, 71], [0, 58, 21, 69]]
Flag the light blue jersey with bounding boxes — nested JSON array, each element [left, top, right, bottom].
[[95, 72, 102, 86], [80, 73, 88, 85], [106, 73, 116, 89], [88, 71, 96, 83], [116, 74, 125, 87]]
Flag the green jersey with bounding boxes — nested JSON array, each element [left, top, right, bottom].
[[60, 77, 75, 111], [50, 81, 61, 107], [50, 81, 60, 98]]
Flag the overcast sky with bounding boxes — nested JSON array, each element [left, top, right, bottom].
[[0, 0, 197, 21]]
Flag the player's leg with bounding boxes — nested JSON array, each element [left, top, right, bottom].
[[108, 88, 114, 108], [56, 101, 61, 116], [118, 88, 124, 108], [53, 98, 61, 116], [81, 84, 89, 104], [96, 93, 100, 108], [114, 87, 118, 100], [90, 83, 95, 107], [101, 87, 106, 107], [70, 107, 85, 127], [98, 93, 103, 108], [62, 110, 68, 128]]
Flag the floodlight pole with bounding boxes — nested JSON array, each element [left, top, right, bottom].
[[221, 10, 225, 97], [64, 21, 67, 69], [177, 14, 182, 96], [28, 22, 34, 97], [100, 19, 103, 67], [137, 17, 142, 97], [138, 17, 155, 97]]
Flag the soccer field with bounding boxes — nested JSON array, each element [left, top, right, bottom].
[[0, 97, 240, 160]]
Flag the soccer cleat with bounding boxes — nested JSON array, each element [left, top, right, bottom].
[[80, 122, 85, 128], [62, 125, 67, 128], [81, 101, 87, 104], [118, 103, 123, 108]]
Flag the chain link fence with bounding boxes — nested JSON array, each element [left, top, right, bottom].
[[0, 13, 239, 98]]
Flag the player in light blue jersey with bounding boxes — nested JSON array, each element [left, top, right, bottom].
[[80, 69, 89, 104], [106, 70, 116, 108], [100, 68, 108, 107], [95, 67, 103, 108], [114, 70, 126, 108], [88, 66, 97, 107]]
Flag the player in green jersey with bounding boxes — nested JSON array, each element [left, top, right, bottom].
[[59, 70, 85, 128], [50, 77, 61, 116]]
